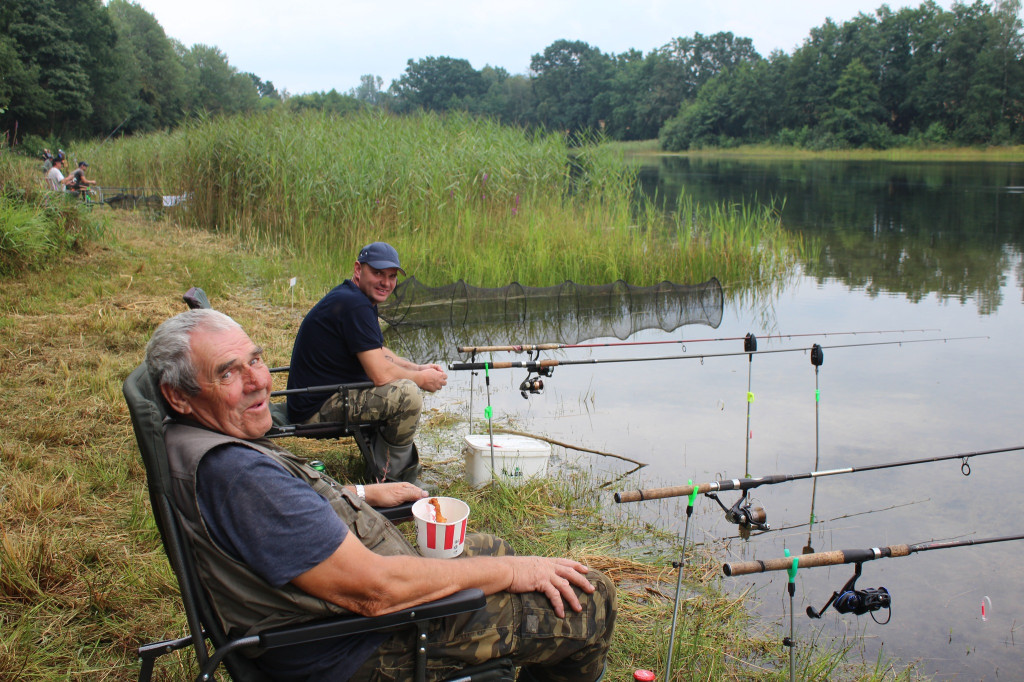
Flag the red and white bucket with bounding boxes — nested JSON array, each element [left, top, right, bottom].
[[412, 497, 470, 558]]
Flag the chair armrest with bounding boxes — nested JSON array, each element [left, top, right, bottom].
[[376, 501, 414, 523], [258, 588, 487, 650], [270, 381, 375, 397]]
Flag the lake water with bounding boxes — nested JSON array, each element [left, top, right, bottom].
[[388, 155, 1024, 679]]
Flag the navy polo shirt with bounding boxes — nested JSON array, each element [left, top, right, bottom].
[[287, 280, 384, 422]]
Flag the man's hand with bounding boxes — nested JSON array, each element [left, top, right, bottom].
[[362, 482, 428, 507], [417, 366, 447, 392], [506, 556, 595, 617]]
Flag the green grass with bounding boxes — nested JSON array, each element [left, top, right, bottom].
[[70, 109, 804, 296], [0, 154, 104, 275]]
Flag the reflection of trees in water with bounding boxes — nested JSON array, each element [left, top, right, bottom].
[[814, 232, 1017, 316], [637, 157, 1024, 312], [1017, 256, 1024, 305], [380, 277, 729, 363]]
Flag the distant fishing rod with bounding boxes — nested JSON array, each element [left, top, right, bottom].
[[449, 336, 986, 398], [457, 328, 941, 355], [723, 532, 1024, 626], [614, 444, 1024, 535]]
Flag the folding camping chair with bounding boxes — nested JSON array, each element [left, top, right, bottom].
[[181, 286, 393, 485], [125, 363, 514, 682]]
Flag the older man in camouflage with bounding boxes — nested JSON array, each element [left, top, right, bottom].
[[286, 242, 446, 485], [148, 309, 616, 681]]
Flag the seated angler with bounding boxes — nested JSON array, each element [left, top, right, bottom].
[[286, 242, 447, 485], [146, 309, 616, 681]]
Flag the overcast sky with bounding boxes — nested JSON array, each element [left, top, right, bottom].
[[131, 0, 957, 96]]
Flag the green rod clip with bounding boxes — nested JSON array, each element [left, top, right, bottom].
[[687, 479, 698, 507], [785, 548, 798, 584]]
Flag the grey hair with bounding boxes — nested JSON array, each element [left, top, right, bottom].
[[146, 309, 243, 396]]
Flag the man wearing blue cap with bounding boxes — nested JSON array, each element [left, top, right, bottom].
[[286, 242, 447, 484]]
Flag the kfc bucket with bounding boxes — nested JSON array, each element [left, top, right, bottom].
[[412, 497, 470, 558]]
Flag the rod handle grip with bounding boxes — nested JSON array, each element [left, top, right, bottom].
[[615, 482, 711, 503], [723, 545, 911, 576]]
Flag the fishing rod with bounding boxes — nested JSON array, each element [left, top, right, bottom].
[[723, 532, 1024, 624], [449, 336, 986, 398], [456, 328, 941, 354], [614, 444, 1024, 535]]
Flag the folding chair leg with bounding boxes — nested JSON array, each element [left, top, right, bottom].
[[351, 427, 376, 473], [415, 621, 429, 682], [138, 635, 194, 682]]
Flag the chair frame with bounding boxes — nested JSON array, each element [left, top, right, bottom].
[[125, 363, 512, 682]]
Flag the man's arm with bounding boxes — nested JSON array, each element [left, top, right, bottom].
[[357, 347, 447, 392], [291, 532, 594, 618]]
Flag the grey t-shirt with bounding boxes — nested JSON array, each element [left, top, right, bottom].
[[197, 444, 386, 681]]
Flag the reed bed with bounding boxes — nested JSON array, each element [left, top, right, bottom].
[[74, 110, 802, 295]]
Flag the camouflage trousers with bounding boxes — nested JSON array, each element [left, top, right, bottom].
[[304, 379, 422, 447], [348, 534, 616, 682]]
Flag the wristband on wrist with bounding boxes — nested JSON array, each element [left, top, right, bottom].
[[355, 484, 365, 500]]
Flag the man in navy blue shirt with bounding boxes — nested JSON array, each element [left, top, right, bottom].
[[287, 243, 447, 484]]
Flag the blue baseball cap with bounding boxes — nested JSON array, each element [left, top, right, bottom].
[[357, 242, 405, 275]]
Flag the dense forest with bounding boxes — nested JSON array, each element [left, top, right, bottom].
[[2, 0, 1022, 151]]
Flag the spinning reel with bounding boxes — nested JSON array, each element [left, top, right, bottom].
[[519, 365, 553, 398], [807, 562, 891, 623], [706, 489, 770, 538]]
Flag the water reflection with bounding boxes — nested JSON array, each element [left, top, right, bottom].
[[636, 156, 1024, 313]]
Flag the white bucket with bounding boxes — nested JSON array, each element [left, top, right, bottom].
[[463, 434, 551, 488], [412, 497, 470, 558]]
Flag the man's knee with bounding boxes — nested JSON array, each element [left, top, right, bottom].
[[588, 569, 617, 638], [379, 380, 422, 445], [460, 534, 515, 558]]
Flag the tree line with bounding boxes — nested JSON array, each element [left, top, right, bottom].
[[2, 0, 1022, 152]]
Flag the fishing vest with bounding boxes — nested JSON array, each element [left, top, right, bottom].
[[163, 421, 418, 639]]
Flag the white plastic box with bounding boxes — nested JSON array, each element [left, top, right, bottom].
[[463, 434, 551, 488]]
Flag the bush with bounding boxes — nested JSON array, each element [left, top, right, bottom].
[[0, 160, 98, 277], [14, 133, 63, 161]]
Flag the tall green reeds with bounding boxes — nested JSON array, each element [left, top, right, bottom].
[[75, 110, 801, 290]]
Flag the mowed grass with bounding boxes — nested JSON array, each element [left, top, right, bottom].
[[0, 206, 912, 680]]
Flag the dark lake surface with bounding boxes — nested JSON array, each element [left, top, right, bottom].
[[389, 155, 1024, 679]]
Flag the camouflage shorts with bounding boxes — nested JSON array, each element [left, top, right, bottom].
[[304, 379, 422, 446], [348, 534, 616, 682]]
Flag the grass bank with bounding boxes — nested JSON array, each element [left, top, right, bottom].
[[618, 141, 1024, 162], [0, 204, 910, 680], [69, 110, 802, 295]]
